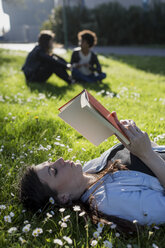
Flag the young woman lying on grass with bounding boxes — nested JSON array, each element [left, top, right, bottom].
[[20, 113, 165, 232]]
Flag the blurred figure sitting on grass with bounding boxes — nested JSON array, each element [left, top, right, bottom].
[[71, 30, 106, 83], [22, 30, 73, 85]]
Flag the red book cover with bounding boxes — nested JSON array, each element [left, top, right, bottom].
[[85, 90, 128, 140], [59, 89, 129, 142]]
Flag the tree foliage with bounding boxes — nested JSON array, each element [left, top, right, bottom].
[[42, 2, 165, 45]]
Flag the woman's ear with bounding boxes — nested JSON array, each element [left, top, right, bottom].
[[58, 193, 70, 204]]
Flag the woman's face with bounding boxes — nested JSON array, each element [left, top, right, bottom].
[[48, 38, 54, 51], [80, 39, 90, 50], [35, 158, 83, 198]]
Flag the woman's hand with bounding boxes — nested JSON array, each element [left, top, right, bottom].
[[112, 112, 153, 160], [112, 112, 165, 188]]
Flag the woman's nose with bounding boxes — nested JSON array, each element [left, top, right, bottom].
[[58, 157, 64, 165]]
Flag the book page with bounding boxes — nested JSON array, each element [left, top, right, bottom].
[[86, 90, 129, 142], [58, 94, 114, 146]]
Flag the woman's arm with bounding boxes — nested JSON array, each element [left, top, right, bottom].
[[113, 112, 165, 188], [90, 53, 102, 73]]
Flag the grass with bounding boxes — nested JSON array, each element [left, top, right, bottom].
[[0, 48, 165, 248]]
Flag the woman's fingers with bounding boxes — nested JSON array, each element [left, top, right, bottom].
[[118, 121, 135, 139], [111, 111, 120, 125], [112, 114, 143, 144], [126, 124, 142, 136]]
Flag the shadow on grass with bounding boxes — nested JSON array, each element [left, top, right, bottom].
[[0, 57, 14, 66], [26, 78, 116, 98], [105, 55, 165, 76], [75, 80, 114, 93], [26, 80, 70, 98]]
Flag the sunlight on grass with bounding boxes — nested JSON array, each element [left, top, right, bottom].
[[0, 48, 165, 248]]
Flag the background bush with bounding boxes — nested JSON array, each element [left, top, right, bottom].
[[42, 1, 165, 45]]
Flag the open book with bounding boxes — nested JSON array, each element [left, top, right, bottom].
[[58, 89, 130, 146]]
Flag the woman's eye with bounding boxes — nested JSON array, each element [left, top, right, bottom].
[[54, 168, 57, 175], [50, 167, 57, 176]]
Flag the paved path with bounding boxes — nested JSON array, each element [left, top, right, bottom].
[[0, 43, 165, 56], [93, 46, 165, 57], [0, 43, 66, 55]]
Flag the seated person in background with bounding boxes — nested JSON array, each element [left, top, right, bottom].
[[22, 30, 73, 85], [71, 30, 106, 83], [20, 113, 165, 233]]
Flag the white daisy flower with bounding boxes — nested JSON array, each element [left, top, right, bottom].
[[110, 224, 117, 229], [63, 236, 73, 244], [54, 142, 60, 146], [91, 240, 98, 247], [97, 227, 103, 234], [49, 197, 55, 204], [103, 240, 113, 248], [79, 211, 85, 216], [115, 232, 120, 237], [23, 220, 29, 224], [32, 229, 38, 237], [152, 244, 159, 248], [93, 231, 100, 239], [22, 224, 31, 233], [10, 212, 15, 217], [46, 213, 53, 218], [59, 208, 65, 213], [4, 215, 12, 223], [36, 228, 43, 234], [153, 226, 160, 230], [60, 144, 65, 147], [0, 205, 6, 210], [127, 244, 132, 248], [54, 239, 63, 246], [8, 227, 17, 233], [73, 205, 81, 211], [19, 237, 26, 244], [61, 222, 67, 228], [62, 215, 70, 222], [98, 222, 104, 229]]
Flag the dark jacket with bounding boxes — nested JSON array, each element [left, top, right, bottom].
[[107, 143, 165, 177], [22, 45, 67, 80], [71, 47, 102, 74]]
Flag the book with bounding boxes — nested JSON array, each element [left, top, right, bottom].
[[58, 89, 130, 146]]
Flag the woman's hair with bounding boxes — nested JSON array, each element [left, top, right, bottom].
[[19, 166, 58, 212], [84, 160, 138, 233], [78, 30, 97, 47], [19, 160, 138, 233], [38, 30, 55, 53]]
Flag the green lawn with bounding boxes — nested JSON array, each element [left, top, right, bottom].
[[0, 48, 165, 248]]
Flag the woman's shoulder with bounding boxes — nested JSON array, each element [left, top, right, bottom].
[[83, 143, 123, 173], [72, 47, 81, 53]]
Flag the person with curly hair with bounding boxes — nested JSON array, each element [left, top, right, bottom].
[[71, 30, 106, 83]]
